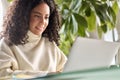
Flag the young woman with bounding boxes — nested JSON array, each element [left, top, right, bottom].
[[0, 0, 67, 79]]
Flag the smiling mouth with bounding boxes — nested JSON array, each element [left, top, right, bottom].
[[36, 26, 44, 31]]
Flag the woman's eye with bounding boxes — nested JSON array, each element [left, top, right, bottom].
[[45, 17, 49, 19], [34, 15, 40, 18]]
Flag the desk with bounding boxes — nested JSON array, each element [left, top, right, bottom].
[[15, 66, 120, 80]]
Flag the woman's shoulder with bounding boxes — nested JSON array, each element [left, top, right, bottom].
[[0, 38, 9, 50], [0, 38, 7, 45], [0, 38, 8, 46]]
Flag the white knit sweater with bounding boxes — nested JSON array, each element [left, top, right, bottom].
[[0, 31, 67, 79]]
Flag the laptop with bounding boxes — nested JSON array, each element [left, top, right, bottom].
[[63, 37, 120, 72]]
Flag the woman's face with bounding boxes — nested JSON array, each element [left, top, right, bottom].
[[29, 2, 50, 35]]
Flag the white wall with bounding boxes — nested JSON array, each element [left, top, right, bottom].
[[0, 0, 10, 31], [0, 1, 3, 31]]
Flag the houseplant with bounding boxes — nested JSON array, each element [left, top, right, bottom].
[[55, 0, 119, 55]]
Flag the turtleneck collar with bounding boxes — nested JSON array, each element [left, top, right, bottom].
[[27, 30, 42, 42]]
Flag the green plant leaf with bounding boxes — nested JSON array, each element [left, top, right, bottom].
[[108, 7, 116, 25], [70, 0, 81, 12], [97, 26, 103, 38], [71, 15, 78, 34], [96, 4, 110, 22], [87, 11, 96, 31], [85, 7, 91, 17], [74, 13, 88, 37], [79, 1, 88, 14], [74, 13, 88, 28], [112, 1, 119, 14], [101, 24, 107, 33]]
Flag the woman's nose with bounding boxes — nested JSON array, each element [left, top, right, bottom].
[[40, 17, 45, 24]]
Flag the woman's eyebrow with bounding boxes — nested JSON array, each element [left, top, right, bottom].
[[32, 11, 41, 15], [32, 11, 50, 16]]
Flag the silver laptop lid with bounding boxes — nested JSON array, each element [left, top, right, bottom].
[[64, 37, 120, 72]]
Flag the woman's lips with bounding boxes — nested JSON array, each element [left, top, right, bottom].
[[36, 26, 44, 31]]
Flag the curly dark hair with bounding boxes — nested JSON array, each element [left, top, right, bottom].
[[1, 0, 61, 46]]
